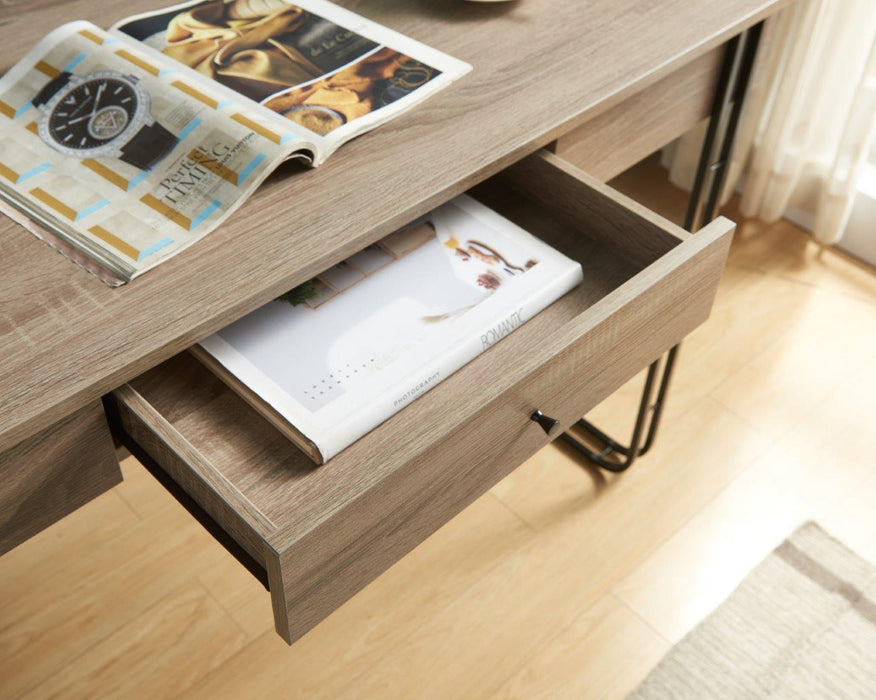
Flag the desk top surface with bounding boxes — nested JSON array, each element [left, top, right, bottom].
[[0, 0, 783, 451]]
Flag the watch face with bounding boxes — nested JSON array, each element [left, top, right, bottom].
[[38, 71, 150, 159]]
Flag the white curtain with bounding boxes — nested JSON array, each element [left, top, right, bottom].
[[666, 0, 876, 244]]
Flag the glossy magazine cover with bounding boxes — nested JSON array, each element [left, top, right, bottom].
[[114, 0, 471, 142], [0, 1, 469, 284]]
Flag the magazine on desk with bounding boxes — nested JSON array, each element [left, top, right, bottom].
[[0, 0, 470, 285], [194, 194, 584, 464]]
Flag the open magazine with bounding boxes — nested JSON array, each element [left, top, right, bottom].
[[0, 0, 470, 285], [194, 194, 584, 463]]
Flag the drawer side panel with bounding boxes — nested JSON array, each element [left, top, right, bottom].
[[109, 388, 273, 569]]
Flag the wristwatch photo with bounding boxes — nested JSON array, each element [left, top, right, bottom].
[[34, 70, 178, 170]]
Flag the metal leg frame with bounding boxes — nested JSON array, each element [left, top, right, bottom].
[[561, 22, 764, 473]]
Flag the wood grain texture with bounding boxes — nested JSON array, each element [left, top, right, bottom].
[[188, 345, 323, 464], [108, 385, 275, 566], [0, 401, 120, 555], [113, 152, 734, 641], [495, 151, 690, 267], [0, 0, 788, 453], [554, 46, 725, 181]]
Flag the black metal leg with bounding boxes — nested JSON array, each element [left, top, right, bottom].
[[561, 357, 661, 472], [562, 22, 764, 473]]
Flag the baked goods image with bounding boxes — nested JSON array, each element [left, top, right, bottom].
[[118, 0, 444, 134], [131, 0, 379, 102], [265, 47, 441, 134]]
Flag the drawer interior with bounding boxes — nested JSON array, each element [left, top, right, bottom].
[[112, 150, 731, 642], [121, 153, 686, 531]]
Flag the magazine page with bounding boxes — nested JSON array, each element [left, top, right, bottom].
[[113, 0, 471, 162], [198, 195, 583, 462], [0, 21, 310, 284]]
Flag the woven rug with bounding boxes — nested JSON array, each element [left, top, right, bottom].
[[631, 522, 876, 699]]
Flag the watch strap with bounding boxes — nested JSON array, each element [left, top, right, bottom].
[[33, 71, 73, 107], [119, 122, 178, 170]]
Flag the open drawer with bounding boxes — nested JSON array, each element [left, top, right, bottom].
[[107, 151, 734, 643]]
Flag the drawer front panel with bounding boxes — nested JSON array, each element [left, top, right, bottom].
[[0, 401, 120, 555]]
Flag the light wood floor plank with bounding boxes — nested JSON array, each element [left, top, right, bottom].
[[0, 490, 138, 625], [21, 583, 247, 700], [710, 287, 876, 438], [182, 492, 532, 699], [495, 594, 670, 700], [492, 396, 767, 532], [196, 554, 276, 641], [613, 295, 876, 643], [0, 507, 230, 698], [614, 390, 876, 641], [821, 468, 876, 565], [726, 213, 876, 303], [114, 454, 181, 520]]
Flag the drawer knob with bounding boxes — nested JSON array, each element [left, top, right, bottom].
[[530, 410, 562, 439]]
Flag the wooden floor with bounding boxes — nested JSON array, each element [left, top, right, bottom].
[[2, 156, 875, 699]]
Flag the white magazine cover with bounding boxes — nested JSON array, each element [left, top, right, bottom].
[[198, 194, 583, 462]]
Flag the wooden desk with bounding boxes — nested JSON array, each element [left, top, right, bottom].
[[0, 0, 787, 642]]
